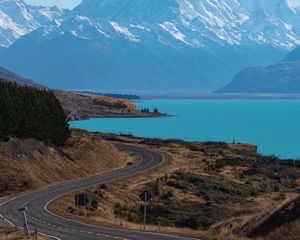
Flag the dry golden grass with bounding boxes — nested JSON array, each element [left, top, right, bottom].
[[49, 139, 300, 240], [0, 129, 132, 197], [2, 132, 299, 240], [0, 220, 51, 240]]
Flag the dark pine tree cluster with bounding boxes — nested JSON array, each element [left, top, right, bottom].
[[141, 108, 159, 114], [141, 108, 150, 113], [0, 81, 70, 146]]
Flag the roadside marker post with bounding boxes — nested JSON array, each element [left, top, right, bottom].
[[34, 228, 38, 240], [19, 207, 30, 237], [143, 191, 147, 232], [140, 190, 152, 232], [158, 217, 161, 232], [228, 224, 234, 240], [0, 214, 3, 229]]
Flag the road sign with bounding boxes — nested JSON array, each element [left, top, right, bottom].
[[75, 193, 89, 207], [140, 190, 152, 202]]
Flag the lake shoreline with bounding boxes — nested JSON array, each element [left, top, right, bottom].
[[138, 93, 300, 100], [70, 99, 300, 159]]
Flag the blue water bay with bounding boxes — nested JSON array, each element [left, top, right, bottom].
[[70, 100, 300, 159]]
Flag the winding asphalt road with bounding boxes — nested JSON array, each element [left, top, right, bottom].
[[0, 144, 200, 240]]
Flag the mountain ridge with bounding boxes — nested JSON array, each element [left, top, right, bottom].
[[217, 46, 300, 93], [0, 0, 299, 91], [0, 66, 43, 87]]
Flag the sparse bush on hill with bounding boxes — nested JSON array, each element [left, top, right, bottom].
[[215, 157, 243, 169], [0, 81, 70, 146]]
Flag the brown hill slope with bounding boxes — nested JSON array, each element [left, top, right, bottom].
[[0, 130, 130, 197], [49, 134, 300, 240]]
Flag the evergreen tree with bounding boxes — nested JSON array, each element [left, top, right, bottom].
[[0, 81, 70, 146]]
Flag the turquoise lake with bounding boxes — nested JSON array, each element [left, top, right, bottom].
[[70, 100, 300, 159]]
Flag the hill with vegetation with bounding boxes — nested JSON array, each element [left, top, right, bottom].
[[0, 81, 69, 146], [50, 133, 300, 240], [0, 129, 131, 197]]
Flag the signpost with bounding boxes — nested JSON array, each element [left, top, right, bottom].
[[75, 193, 89, 216], [75, 193, 89, 207], [19, 207, 29, 237], [140, 190, 152, 231]]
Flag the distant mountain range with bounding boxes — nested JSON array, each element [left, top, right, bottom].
[[1, 0, 300, 92], [217, 46, 300, 93]]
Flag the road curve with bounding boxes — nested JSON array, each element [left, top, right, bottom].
[[0, 144, 200, 240]]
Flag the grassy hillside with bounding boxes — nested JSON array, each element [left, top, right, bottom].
[[49, 134, 300, 240], [0, 130, 131, 197]]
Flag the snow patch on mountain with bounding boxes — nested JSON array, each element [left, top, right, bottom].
[[159, 21, 187, 44], [130, 24, 150, 32], [110, 22, 139, 42]]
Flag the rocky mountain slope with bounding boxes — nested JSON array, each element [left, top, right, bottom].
[[0, 66, 42, 87], [0, 0, 66, 47], [1, 0, 300, 91], [217, 46, 300, 93]]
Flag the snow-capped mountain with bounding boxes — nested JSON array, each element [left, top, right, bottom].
[[41, 0, 300, 50], [0, 0, 66, 47], [0, 0, 300, 91]]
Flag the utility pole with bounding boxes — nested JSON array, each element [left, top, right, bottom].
[[143, 191, 148, 232], [19, 207, 30, 237], [139, 190, 152, 232]]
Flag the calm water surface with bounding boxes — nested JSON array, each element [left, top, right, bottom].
[[70, 100, 300, 159]]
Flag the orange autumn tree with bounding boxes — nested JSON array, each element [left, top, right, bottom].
[[94, 96, 136, 110]]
